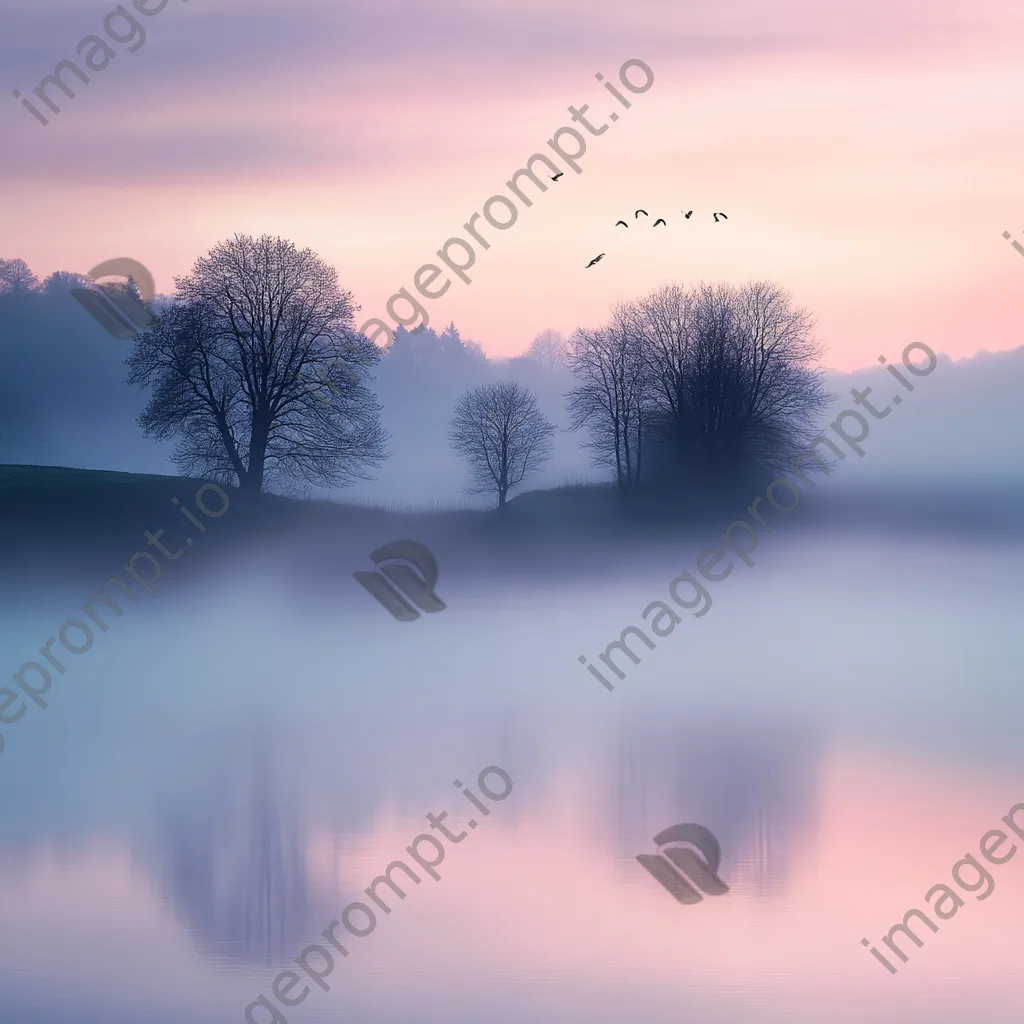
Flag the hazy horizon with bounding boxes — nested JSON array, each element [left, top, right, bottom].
[[2, 2, 1023, 1021]]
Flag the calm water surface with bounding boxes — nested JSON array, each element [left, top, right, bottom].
[[1, 530, 1022, 1023]]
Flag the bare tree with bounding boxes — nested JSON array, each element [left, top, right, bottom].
[[0, 258, 39, 295], [623, 280, 830, 485], [565, 315, 649, 496], [727, 280, 831, 471], [673, 281, 741, 474], [449, 380, 555, 508], [525, 328, 569, 371], [616, 283, 694, 461], [126, 234, 388, 496]]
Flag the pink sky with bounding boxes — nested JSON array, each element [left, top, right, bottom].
[[2, 0, 1023, 369]]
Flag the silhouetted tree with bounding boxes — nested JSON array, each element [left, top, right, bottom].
[[566, 316, 648, 496], [622, 281, 830, 487], [725, 281, 831, 472], [526, 328, 569, 372], [41, 270, 91, 296], [449, 380, 555, 508], [126, 234, 388, 496], [615, 284, 691, 461], [0, 258, 39, 295], [438, 321, 487, 366]]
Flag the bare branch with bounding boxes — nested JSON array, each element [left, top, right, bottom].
[[448, 380, 555, 508], [126, 234, 389, 496]]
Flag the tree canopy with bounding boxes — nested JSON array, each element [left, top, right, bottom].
[[126, 234, 388, 495]]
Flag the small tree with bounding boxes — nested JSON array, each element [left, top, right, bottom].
[[526, 329, 569, 371], [449, 380, 555, 508], [0, 258, 39, 295]]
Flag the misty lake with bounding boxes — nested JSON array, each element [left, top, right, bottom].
[[1, 520, 1022, 1024]]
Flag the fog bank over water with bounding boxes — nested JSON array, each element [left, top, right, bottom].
[[0, 526, 1022, 1022]]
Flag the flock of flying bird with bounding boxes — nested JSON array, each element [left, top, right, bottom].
[[584, 208, 729, 268], [543, 172, 729, 268]]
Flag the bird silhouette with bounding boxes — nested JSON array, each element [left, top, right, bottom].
[[653, 218, 666, 227], [615, 220, 628, 228], [713, 212, 728, 222], [635, 209, 648, 218], [585, 253, 606, 268], [683, 210, 693, 219], [550, 172, 564, 181]]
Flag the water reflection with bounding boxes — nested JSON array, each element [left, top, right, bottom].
[[615, 714, 819, 896], [0, 531, 1022, 1022], [153, 728, 312, 965], [144, 706, 822, 976]]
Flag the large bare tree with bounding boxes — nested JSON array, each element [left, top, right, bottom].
[[449, 380, 555, 508], [126, 234, 388, 496], [619, 280, 830, 485], [565, 315, 648, 496]]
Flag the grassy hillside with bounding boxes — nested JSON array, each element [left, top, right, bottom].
[[0, 464, 632, 585], [2, 463, 1022, 591]]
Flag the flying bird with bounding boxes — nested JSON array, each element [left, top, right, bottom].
[[713, 212, 728, 222], [550, 172, 564, 181], [585, 253, 606, 268], [683, 210, 693, 218], [635, 209, 648, 218], [615, 220, 628, 228], [653, 218, 666, 227]]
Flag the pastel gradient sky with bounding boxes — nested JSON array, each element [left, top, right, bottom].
[[2, 0, 1022, 369]]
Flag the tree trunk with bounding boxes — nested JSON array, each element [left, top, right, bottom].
[[245, 416, 270, 496]]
